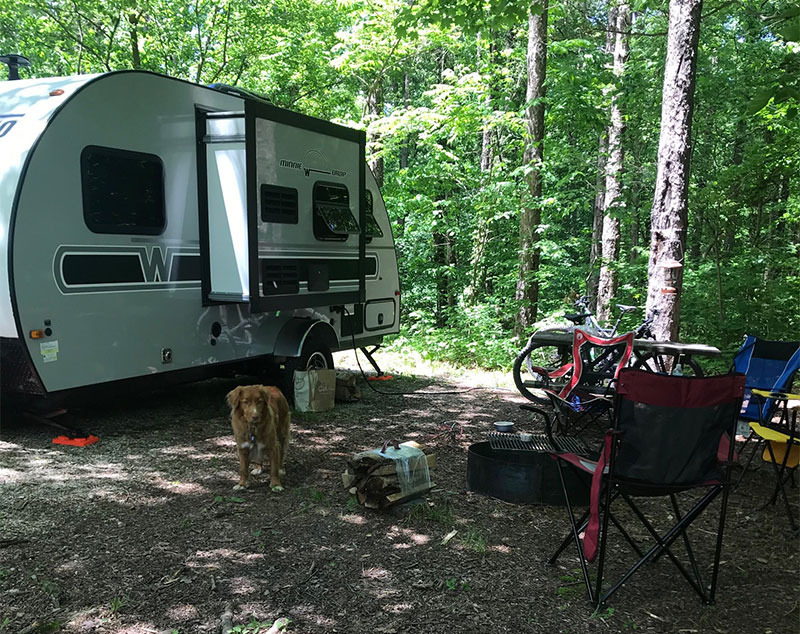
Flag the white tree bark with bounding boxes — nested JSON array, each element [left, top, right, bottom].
[[596, 2, 631, 324], [644, 0, 703, 341]]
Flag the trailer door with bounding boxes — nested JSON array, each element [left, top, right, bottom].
[[200, 110, 249, 303], [244, 101, 367, 314]]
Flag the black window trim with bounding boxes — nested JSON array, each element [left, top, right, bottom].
[[312, 180, 359, 242], [81, 144, 166, 236]]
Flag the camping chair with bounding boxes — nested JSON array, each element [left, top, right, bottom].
[[545, 369, 745, 607], [531, 328, 634, 436], [747, 388, 800, 536], [732, 336, 800, 478], [733, 335, 800, 434]]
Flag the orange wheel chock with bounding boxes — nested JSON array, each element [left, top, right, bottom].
[[52, 435, 99, 447]]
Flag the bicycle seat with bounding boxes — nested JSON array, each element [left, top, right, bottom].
[[565, 312, 592, 324], [616, 304, 638, 314]]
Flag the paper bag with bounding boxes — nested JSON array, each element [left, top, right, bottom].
[[293, 368, 336, 412], [335, 371, 361, 403]]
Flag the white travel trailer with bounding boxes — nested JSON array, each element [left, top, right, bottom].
[[0, 69, 400, 401]]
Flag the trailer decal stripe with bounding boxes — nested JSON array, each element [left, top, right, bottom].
[[53, 245, 373, 294]]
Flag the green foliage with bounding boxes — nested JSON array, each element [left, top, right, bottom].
[[4, 0, 797, 367], [403, 501, 455, 526], [444, 576, 470, 591]]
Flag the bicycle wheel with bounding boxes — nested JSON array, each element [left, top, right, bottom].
[[631, 351, 704, 377], [513, 336, 573, 404]]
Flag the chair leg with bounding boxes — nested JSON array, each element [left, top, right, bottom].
[[548, 508, 590, 565], [669, 494, 705, 593], [619, 491, 718, 602], [554, 460, 596, 605], [764, 441, 799, 533], [708, 480, 733, 604], [735, 433, 763, 489]]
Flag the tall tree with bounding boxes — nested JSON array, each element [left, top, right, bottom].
[[596, 1, 631, 324], [587, 3, 618, 311], [515, 1, 548, 334], [644, 0, 703, 341]]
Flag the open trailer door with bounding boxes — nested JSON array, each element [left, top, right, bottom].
[[198, 109, 250, 304], [244, 100, 367, 314]]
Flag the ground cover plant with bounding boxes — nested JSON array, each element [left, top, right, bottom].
[[0, 354, 797, 633]]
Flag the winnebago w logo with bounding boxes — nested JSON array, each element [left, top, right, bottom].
[[0, 114, 22, 139], [279, 149, 347, 178], [53, 245, 201, 294]]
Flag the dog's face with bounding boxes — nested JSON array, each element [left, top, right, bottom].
[[226, 385, 269, 427]]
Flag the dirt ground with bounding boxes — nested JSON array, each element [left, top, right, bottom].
[[1, 360, 798, 634]]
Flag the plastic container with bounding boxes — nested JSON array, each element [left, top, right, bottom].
[[493, 421, 515, 433]]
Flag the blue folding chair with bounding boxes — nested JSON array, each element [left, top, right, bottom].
[[732, 336, 800, 482], [733, 335, 800, 432]]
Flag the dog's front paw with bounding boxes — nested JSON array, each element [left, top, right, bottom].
[[251, 467, 263, 476], [233, 483, 248, 491], [270, 484, 285, 492]]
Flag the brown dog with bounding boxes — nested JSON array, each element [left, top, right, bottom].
[[226, 385, 291, 492]]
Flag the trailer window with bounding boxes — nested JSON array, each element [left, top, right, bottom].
[[81, 146, 165, 235], [261, 184, 298, 224], [313, 182, 359, 242], [364, 190, 383, 242]]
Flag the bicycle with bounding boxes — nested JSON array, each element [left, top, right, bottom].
[[512, 297, 702, 405]]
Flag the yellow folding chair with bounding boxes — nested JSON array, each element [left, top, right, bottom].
[[748, 389, 800, 535]]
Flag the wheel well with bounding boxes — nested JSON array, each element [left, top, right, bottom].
[[273, 318, 338, 359]]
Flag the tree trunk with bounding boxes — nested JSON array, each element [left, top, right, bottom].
[[515, 2, 548, 335], [644, 0, 703, 342], [596, 2, 631, 324], [400, 72, 410, 170], [480, 36, 495, 172], [588, 134, 608, 312], [128, 12, 141, 69], [433, 229, 448, 328], [587, 5, 618, 311], [367, 81, 384, 188]]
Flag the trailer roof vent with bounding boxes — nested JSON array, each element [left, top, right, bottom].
[[0, 54, 30, 81]]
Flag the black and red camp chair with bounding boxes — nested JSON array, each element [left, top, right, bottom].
[[545, 368, 745, 607], [532, 328, 633, 436]]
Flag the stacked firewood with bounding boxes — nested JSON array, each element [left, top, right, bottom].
[[342, 441, 437, 509]]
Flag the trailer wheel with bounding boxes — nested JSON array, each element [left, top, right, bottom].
[[293, 339, 334, 371], [282, 338, 334, 400]]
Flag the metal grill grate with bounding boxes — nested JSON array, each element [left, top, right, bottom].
[[487, 432, 589, 455], [488, 432, 553, 452]]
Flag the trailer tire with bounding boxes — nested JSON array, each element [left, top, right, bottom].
[[282, 338, 334, 402]]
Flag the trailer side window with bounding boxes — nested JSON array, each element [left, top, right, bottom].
[[81, 146, 165, 235], [313, 182, 359, 242], [364, 190, 383, 243], [261, 184, 298, 224]]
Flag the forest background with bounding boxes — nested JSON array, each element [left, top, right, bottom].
[[1, 0, 798, 370]]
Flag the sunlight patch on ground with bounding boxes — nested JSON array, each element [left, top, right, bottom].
[[0, 467, 23, 483], [229, 576, 259, 595], [488, 544, 511, 554], [339, 513, 366, 525], [288, 604, 336, 627], [361, 566, 391, 580], [382, 602, 413, 613], [189, 548, 266, 570], [115, 623, 168, 634], [154, 445, 220, 461], [166, 603, 200, 620], [334, 348, 516, 389], [148, 474, 211, 495], [385, 525, 431, 546]]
